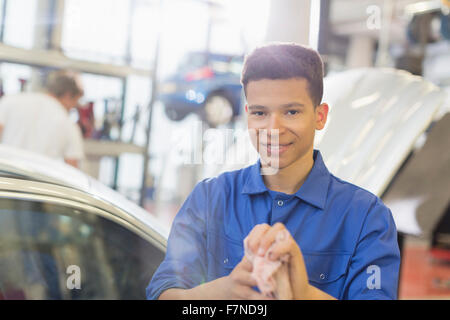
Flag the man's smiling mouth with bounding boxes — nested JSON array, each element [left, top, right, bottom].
[[260, 142, 293, 155]]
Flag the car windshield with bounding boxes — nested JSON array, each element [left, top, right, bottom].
[[177, 52, 209, 73]]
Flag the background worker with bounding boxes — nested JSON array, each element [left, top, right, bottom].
[[0, 70, 85, 168]]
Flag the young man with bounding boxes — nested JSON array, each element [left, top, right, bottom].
[[0, 70, 85, 168], [147, 43, 400, 300]]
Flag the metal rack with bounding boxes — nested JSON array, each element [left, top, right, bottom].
[[0, 0, 162, 206]]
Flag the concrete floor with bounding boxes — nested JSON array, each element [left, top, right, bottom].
[[399, 236, 450, 300]]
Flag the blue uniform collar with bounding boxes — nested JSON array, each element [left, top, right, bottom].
[[242, 149, 331, 210]]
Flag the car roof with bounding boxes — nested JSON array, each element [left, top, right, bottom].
[[0, 145, 170, 242], [0, 145, 91, 190]]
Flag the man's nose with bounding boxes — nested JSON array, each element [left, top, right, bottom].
[[257, 114, 284, 144], [267, 113, 285, 135]]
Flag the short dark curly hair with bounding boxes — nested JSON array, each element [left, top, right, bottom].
[[241, 42, 324, 107]]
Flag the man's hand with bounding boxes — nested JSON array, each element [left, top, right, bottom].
[[245, 223, 311, 299], [160, 256, 271, 300], [223, 255, 272, 300]]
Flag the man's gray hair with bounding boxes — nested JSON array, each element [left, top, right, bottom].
[[46, 70, 84, 98]]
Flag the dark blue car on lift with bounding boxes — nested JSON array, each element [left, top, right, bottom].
[[158, 52, 244, 127]]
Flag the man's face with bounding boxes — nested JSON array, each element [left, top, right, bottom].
[[246, 78, 328, 170]]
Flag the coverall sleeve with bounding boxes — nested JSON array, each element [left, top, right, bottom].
[[342, 197, 401, 300], [146, 181, 209, 300]]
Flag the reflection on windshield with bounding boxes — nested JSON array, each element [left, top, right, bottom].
[[0, 199, 165, 300]]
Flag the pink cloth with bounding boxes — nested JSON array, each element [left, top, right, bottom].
[[244, 230, 293, 300]]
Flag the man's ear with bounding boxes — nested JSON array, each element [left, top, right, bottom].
[[315, 103, 329, 130], [245, 104, 248, 113]]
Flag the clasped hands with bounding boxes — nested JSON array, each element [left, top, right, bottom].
[[223, 222, 312, 300]]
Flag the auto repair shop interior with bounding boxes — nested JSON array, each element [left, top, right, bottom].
[[0, 0, 449, 301]]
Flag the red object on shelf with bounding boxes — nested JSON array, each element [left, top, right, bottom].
[[77, 101, 95, 138], [18, 78, 28, 92]]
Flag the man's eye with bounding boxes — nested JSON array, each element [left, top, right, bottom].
[[252, 111, 265, 116], [287, 110, 299, 115]]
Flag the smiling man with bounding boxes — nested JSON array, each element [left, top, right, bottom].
[[147, 43, 400, 300]]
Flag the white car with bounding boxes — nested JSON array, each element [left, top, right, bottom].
[[0, 146, 169, 299]]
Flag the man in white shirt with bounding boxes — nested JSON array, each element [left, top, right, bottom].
[[0, 70, 85, 168]]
